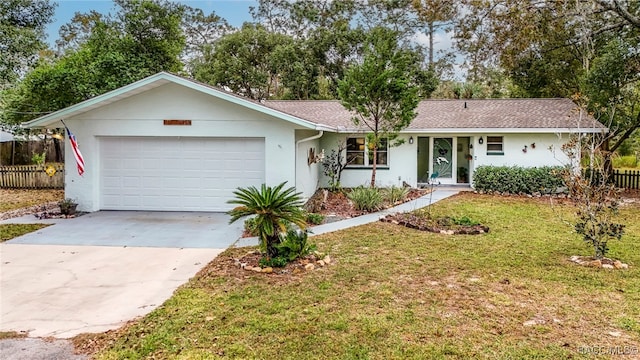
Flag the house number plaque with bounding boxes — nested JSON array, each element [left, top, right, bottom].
[[163, 120, 192, 126]]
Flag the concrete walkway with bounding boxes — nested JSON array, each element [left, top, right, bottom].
[[234, 188, 461, 246]]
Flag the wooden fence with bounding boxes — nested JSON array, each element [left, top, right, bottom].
[[0, 140, 63, 166], [0, 164, 64, 189], [613, 169, 640, 190]]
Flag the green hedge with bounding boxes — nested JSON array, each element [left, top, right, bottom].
[[473, 166, 566, 194]]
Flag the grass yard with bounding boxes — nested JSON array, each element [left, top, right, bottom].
[[0, 223, 50, 242], [0, 189, 63, 212], [82, 193, 640, 359]]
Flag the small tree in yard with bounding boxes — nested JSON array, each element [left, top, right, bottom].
[[227, 182, 307, 259], [321, 141, 350, 192], [558, 128, 625, 260], [338, 27, 436, 187]]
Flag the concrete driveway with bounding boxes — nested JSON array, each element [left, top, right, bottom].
[[0, 211, 252, 338], [3, 211, 244, 248]]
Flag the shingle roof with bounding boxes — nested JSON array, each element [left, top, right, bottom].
[[263, 98, 606, 132]]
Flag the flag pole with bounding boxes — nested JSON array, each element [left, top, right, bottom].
[[60, 119, 86, 176]]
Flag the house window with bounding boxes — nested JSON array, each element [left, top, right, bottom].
[[346, 137, 389, 167], [346, 138, 365, 165], [369, 138, 388, 166], [486, 136, 504, 155]]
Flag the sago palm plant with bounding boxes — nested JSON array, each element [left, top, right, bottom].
[[228, 182, 307, 258]]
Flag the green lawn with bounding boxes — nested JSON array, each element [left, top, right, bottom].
[[83, 193, 640, 359], [0, 223, 50, 242]]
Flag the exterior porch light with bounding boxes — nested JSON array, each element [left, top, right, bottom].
[[478, 136, 484, 145], [409, 136, 414, 144]]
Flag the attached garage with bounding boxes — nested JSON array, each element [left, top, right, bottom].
[[99, 137, 265, 211], [23, 72, 323, 212]]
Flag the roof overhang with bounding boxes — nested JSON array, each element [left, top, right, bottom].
[[332, 127, 608, 134], [22, 72, 322, 130]]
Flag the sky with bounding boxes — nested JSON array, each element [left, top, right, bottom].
[[46, 0, 257, 46]]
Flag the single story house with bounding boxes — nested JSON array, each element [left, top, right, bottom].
[[23, 72, 606, 212]]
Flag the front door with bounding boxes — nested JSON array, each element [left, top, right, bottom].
[[432, 137, 453, 181]]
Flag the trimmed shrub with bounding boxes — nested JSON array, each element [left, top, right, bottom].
[[473, 165, 565, 194], [259, 256, 289, 268], [277, 229, 317, 261], [348, 186, 383, 211], [243, 217, 259, 236], [384, 185, 410, 204], [305, 212, 325, 225]]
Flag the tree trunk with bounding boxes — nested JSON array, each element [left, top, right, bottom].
[[370, 144, 377, 188], [428, 21, 434, 67], [266, 235, 279, 259], [53, 137, 62, 162]]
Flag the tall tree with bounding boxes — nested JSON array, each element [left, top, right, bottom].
[[181, 6, 232, 74], [455, 0, 640, 155], [249, 0, 437, 98], [55, 10, 104, 54], [412, 0, 458, 69], [191, 23, 293, 100], [338, 27, 436, 187], [0, 0, 55, 89], [2, 0, 186, 125]]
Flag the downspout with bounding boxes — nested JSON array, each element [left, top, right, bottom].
[[296, 130, 324, 148], [295, 130, 324, 198]]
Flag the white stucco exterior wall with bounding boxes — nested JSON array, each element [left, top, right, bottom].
[[319, 132, 572, 189], [63, 83, 305, 211], [319, 133, 416, 188], [295, 130, 321, 200], [473, 133, 570, 168]]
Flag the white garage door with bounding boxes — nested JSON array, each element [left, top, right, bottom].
[[100, 137, 265, 211]]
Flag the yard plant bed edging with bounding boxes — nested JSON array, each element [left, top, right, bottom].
[[569, 255, 629, 270], [381, 213, 490, 235]]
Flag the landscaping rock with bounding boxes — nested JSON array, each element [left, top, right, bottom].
[[0, 201, 60, 221], [589, 259, 602, 268], [317, 260, 325, 267], [262, 267, 273, 274], [323, 255, 331, 264], [381, 213, 489, 235], [305, 263, 315, 271], [569, 256, 629, 270], [244, 266, 254, 271], [251, 267, 262, 273], [523, 318, 546, 326]]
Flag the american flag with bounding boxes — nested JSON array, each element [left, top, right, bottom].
[[64, 124, 85, 176]]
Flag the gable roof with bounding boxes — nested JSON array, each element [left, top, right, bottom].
[[22, 72, 323, 130], [23, 71, 606, 134], [264, 98, 607, 133]]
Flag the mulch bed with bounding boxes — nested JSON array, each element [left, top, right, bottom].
[[381, 212, 490, 235], [197, 249, 333, 278], [34, 210, 85, 219], [306, 188, 430, 221]]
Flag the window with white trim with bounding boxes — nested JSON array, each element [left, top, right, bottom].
[[346, 137, 388, 167], [486, 136, 504, 155]]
